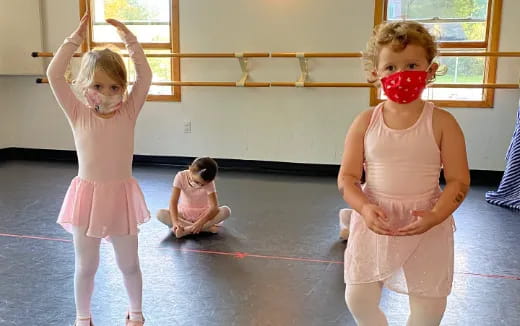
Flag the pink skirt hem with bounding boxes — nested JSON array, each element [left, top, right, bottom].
[[344, 187, 455, 297], [57, 176, 150, 239]]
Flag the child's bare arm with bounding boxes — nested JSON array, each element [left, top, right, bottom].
[[200, 192, 219, 224], [338, 109, 393, 235], [338, 109, 373, 213], [190, 193, 219, 234], [434, 109, 471, 219], [168, 187, 182, 227]]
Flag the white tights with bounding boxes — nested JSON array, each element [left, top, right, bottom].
[[72, 226, 143, 320], [345, 282, 446, 326]]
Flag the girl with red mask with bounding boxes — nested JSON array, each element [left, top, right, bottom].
[[337, 21, 470, 325]]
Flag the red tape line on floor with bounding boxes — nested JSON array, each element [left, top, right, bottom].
[[1, 232, 519, 280]]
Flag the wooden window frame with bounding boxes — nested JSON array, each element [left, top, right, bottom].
[[80, 0, 181, 102], [371, 0, 503, 108]]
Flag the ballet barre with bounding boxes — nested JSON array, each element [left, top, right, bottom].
[[35, 78, 518, 89], [35, 78, 270, 87], [438, 51, 520, 57], [270, 82, 519, 89], [271, 52, 362, 58], [270, 51, 520, 58], [31, 52, 270, 58], [32, 51, 520, 58], [147, 81, 271, 87], [32, 50, 520, 88], [271, 82, 372, 87], [270, 51, 520, 87], [32, 51, 270, 87]]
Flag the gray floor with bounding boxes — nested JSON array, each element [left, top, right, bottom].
[[0, 160, 519, 325]]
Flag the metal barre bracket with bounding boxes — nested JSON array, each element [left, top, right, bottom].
[[296, 52, 308, 87], [235, 52, 249, 87]]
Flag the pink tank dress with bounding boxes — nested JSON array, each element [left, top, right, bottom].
[[47, 31, 153, 239], [344, 101, 455, 298], [174, 170, 217, 222]]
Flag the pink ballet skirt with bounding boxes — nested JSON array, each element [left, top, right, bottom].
[[178, 206, 212, 222], [57, 176, 150, 239], [344, 187, 455, 297]]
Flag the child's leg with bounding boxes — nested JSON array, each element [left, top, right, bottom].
[[156, 209, 196, 228], [339, 209, 352, 240], [111, 234, 144, 322], [345, 282, 388, 326], [200, 206, 231, 231], [156, 209, 172, 227], [407, 295, 447, 326], [72, 226, 102, 324], [174, 207, 230, 238]]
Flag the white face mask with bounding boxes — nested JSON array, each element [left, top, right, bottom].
[[84, 89, 123, 114]]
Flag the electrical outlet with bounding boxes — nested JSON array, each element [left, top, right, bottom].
[[184, 120, 191, 133]]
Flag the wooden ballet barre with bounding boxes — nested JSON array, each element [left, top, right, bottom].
[[439, 51, 520, 57], [35, 78, 519, 88], [271, 82, 372, 87], [270, 82, 519, 89], [35, 78, 270, 87], [270, 51, 520, 58], [152, 81, 270, 87], [32, 52, 81, 58], [173, 53, 270, 58], [431, 83, 519, 89], [271, 53, 363, 58], [36, 78, 518, 89], [33, 51, 520, 59], [31, 52, 270, 58]]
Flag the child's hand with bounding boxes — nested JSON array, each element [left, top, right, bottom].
[[74, 11, 90, 39], [190, 221, 204, 234], [106, 19, 133, 40], [394, 210, 443, 236], [171, 222, 184, 233], [361, 204, 393, 235]]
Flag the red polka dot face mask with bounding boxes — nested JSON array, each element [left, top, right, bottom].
[[380, 66, 432, 104]]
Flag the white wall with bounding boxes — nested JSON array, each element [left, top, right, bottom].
[[0, 0, 519, 170], [0, 84, 8, 149], [0, 78, 14, 150], [0, 0, 44, 75]]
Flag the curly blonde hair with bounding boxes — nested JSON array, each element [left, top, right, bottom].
[[363, 21, 438, 83]]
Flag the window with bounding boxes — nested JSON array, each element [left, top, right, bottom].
[[80, 0, 180, 101], [372, 0, 503, 108]]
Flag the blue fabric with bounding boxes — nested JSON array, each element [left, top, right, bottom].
[[486, 104, 520, 210]]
